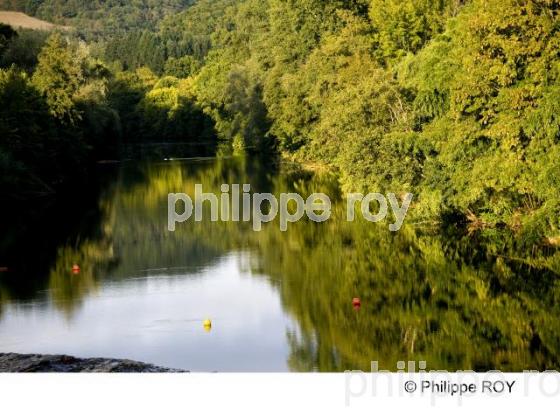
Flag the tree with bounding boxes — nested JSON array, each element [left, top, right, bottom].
[[368, 0, 460, 62], [164, 55, 202, 78], [32, 32, 83, 124]]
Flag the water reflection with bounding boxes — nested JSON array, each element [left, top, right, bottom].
[[0, 157, 559, 371]]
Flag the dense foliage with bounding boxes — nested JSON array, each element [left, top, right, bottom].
[[0, 29, 213, 198], [1, 0, 559, 246], [188, 0, 560, 247], [0, 32, 119, 197]]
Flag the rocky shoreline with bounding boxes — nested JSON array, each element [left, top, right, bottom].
[[0, 353, 184, 373]]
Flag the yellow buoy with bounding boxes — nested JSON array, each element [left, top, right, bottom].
[[203, 319, 212, 332]]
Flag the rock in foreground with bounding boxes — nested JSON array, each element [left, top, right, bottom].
[[0, 353, 184, 373]]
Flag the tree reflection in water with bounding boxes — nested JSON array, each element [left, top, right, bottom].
[[1, 157, 559, 371]]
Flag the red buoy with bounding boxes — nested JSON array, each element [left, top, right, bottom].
[[352, 298, 361, 307], [72, 264, 81, 274]]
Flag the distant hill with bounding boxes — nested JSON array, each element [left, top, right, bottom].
[[0, 0, 194, 40], [0, 11, 68, 30]]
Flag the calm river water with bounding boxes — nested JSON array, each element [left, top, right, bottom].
[[0, 156, 558, 371]]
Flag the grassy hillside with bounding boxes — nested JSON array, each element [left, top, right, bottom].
[[0, 11, 67, 30]]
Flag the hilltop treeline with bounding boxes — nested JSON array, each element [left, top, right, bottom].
[[1, 0, 560, 246]]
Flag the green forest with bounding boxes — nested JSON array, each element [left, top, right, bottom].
[[1, 0, 560, 252]]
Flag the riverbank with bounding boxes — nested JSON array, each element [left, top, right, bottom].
[[0, 353, 184, 373]]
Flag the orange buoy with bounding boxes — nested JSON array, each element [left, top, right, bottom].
[[72, 264, 81, 274]]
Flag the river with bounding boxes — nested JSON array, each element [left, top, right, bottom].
[[0, 155, 558, 371]]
